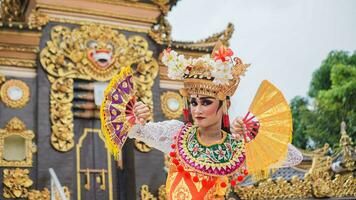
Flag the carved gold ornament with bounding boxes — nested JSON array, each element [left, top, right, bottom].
[[0, 79, 30, 109], [140, 184, 167, 200], [140, 185, 157, 200], [0, 57, 36, 68], [134, 140, 152, 153], [54, 186, 71, 200], [149, 16, 171, 45], [0, 72, 6, 85], [27, 10, 49, 30], [0, 117, 36, 167], [0, 0, 22, 23], [28, 188, 51, 200], [3, 168, 33, 198], [151, 0, 171, 14], [40, 24, 158, 152], [160, 91, 183, 119]]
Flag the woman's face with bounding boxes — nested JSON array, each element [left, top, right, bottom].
[[189, 94, 223, 129]]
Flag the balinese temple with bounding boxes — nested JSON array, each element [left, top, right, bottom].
[[0, 0, 355, 200]]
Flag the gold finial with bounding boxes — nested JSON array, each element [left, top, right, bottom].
[[211, 40, 223, 58], [340, 121, 347, 135]]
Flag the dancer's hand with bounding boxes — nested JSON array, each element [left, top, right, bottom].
[[231, 117, 246, 140], [133, 101, 150, 125]]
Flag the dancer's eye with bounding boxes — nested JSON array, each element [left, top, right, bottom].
[[190, 99, 197, 106], [202, 100, 213, 106]]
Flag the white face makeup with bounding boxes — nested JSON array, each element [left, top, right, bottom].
[[189, 94, 223, 129]]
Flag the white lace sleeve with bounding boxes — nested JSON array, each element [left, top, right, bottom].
[[128, 120, 184, 154], [281, 144, 303, 167]]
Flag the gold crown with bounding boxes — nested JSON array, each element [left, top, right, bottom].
[[161, 42, 250, 100]]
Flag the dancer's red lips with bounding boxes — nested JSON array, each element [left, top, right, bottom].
[[195, 116, 205, 120]]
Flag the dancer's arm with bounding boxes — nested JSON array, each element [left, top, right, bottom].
[[128, 101, 184, 153]]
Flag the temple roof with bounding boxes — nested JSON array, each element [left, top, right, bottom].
[[169, 23, 234, 53]]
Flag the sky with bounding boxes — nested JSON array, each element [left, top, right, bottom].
[[167, 0, 356, 117]]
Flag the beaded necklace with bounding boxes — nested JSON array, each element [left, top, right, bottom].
[[169, 123, 249, 187]]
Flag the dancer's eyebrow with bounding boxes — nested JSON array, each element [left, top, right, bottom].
[[189, 96, 214, 101], [198, 97, 214, 101]]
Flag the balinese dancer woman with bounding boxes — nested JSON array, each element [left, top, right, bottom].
[[101, 43, 303, 200]]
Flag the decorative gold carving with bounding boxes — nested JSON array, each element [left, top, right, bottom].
[[339, 121, 355, 171], [76, 128, 113, 200], [134, 54, 159, 121], [233, 122, 356, 199], [200, 23, 234, 46], [149, 16, 171, 45], [0, 72, 5, 85], [0, 0, 22, 23], [48, 76, 74, 152], [140, 184, 167, 200], [28, 188, 51, 200], [40, 25, 158, 152], [134, 140, 152, 153], [27, 10, 49, 30], [0, 57, 36, 68], [140, 185, 157, 200], [151, 0, 171, 15], [0, 117, 36, 167], [158, 185, 167, 200], [3, 168, 33, 198], [54, 186, 71, 200], [160, 91, 183, 119], [28, 187, 70, 200], [0, 44, 39, 53], [0, 79, 30, 109]]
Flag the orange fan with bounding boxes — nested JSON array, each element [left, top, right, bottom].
[[100, 66, 136, 160], [244, 80, 292, 177]]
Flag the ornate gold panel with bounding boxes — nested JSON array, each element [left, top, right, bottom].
[[40, 24, 158, 152], [0, 79, 30, 109], [0, 117, 36, 167], [160, 91, 183, 119], [3, 168, 33, 199]]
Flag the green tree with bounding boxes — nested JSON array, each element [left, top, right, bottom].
[[291, 51, 356, 149], [290, 96, 310, 148]]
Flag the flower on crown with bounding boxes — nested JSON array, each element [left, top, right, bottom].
[[161, 46, 237, 85]]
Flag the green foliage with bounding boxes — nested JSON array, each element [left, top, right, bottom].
[[308, 51, 356, 97], [291, 51, 356, 149], [290, 96, 310, 148]]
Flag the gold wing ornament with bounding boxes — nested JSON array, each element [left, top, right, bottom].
[[244, 80, 292, 179]]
